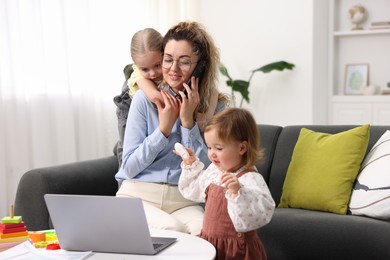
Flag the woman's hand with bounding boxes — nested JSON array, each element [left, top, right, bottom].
[[221, 171, 241, 197], [155, 90, 180, 137], [178, 77, 200, 129]]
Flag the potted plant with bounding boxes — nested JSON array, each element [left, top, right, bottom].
[[219, 61, 295, 107]]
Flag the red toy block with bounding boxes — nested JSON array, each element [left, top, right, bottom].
[[0, 222, 25, 230], [0, 226, 27, 234]]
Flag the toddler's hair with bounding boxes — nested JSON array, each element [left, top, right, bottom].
[[204, 108, 264, 169], [130, 28, 163, 61]]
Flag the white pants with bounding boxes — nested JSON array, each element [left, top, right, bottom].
[[116, 180, 204, 235]]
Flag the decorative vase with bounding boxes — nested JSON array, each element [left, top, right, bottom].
[[348, 5, 367, 30]]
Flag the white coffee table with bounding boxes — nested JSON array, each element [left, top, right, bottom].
[[88, 229, 216, 259]]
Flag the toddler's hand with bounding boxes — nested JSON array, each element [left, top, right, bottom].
[[173, 143, 196, 165], [221, 171, 240, 197]]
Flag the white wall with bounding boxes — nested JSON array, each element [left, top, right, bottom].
[[199, 0, 328, 126]]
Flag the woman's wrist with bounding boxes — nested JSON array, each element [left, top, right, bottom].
[[181, 119, 194, 129]]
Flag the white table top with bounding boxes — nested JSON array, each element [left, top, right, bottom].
[[88, 229, 216, 260]]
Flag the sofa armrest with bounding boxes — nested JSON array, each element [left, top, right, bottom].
[[14, 156, 118, 231]]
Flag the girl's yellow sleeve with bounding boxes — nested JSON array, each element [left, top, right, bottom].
[[127, 64, 144, 98]]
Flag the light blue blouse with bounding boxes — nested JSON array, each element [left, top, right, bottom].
[[115, 90, 221, 186]]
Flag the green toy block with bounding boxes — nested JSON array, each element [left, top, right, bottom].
[[1, 216, 22, 224]]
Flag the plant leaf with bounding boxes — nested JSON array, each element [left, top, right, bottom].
[[219, 64, 232, 81], [219, 60, 295, 105], [231, 80, 250, 102], [252, 61, 295, 73]]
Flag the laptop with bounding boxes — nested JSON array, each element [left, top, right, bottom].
[[44, 194, 177, 255]]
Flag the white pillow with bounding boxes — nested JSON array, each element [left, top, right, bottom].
[[349, 130, 390, 219]]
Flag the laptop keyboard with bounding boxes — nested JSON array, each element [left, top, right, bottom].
[[153, 243, 164, 250]]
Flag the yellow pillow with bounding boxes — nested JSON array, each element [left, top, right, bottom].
[[278, 125, 370, 214]]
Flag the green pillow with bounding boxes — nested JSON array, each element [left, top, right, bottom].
[[278, 124, 370, 214]]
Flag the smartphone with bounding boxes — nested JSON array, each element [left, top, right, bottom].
[[183, 60, 206, 99], [186, 60, 206, 89]]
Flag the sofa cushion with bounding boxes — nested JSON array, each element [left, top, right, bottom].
[[278, 124, 370, 214], [259, 208, 390, 260], [349, 130, 390, 219]]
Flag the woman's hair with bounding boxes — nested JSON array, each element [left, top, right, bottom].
[[204, 108, 264, 169], [162, 21, 229, 113], [130, 28, 163, 61]]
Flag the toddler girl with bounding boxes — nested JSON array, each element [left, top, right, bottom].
[[176, 108, 275, 259]]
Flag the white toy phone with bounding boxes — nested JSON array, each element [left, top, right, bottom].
[[174, 143, 189, 160]]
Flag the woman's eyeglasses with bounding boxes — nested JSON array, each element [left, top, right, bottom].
[[162, 56, 196, 72]]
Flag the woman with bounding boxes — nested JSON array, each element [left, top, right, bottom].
[[115, 21, 229, 235]]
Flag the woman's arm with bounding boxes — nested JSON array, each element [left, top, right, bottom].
[[116, 91, 170, 181]]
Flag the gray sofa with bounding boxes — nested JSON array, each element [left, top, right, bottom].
[[14, 124, 390, 259]]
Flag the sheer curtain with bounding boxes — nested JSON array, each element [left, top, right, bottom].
[[0, 0, 199, 218]]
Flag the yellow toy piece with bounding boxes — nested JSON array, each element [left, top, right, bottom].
[[45, 231, 57, 241], [34, 241, 50, 248]]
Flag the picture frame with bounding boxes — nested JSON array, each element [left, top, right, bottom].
[[344, 63, 369, 95]]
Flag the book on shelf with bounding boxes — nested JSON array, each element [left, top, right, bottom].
[[369, 25, 390, 30], [371, 21, 390, 26], [382, 89, 390, 95]]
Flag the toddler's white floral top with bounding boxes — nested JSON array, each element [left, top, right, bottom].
[[178, 159, 275, 232]]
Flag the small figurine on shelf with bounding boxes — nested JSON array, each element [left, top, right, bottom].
[[382, 82, 390, 95], [348, 5, 367, 30]]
